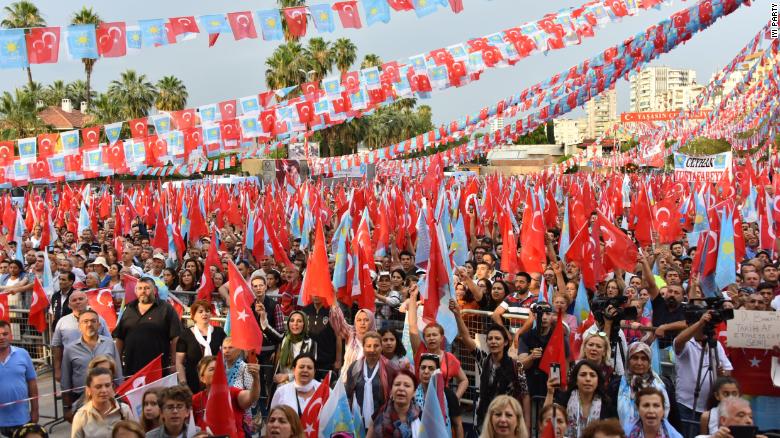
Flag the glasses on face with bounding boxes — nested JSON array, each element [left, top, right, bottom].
[[163, 404, 187, 412]]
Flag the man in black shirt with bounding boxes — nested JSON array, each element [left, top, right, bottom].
[[50, 272, 75, 328], [113, 277, 181, 376], [641, 253, 687, 349]]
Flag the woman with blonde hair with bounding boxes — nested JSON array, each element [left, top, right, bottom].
[[264, 405, 305, 438], [71, 368, 133, 438], [480, 395, 530, 438], [579, 331, 613, 380]]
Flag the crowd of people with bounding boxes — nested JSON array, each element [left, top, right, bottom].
[[0, 176, 778, 438]]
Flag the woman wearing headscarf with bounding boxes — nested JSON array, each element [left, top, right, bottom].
[[268, 310, 317, 386], [608, 342, 681, 433], [330, 306, 376, 382]]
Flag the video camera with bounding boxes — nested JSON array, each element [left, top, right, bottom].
[[682, 297, 734, 327], [530, 302, 554, 316], [591, 295, 638, 322]]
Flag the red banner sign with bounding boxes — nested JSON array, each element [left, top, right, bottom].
[[620, 110, 711, 123]]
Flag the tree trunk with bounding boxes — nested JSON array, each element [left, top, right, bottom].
[[26, 67, 33, 89], [85, 67, 92, 108]]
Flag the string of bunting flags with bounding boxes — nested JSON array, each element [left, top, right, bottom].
[[309, 0, 751, 176], [566, 32, 779, 173], [553, 22, 770, 172], [0, 0, 684, 165], [0, 0, 750, 184], [0, 0, 471, 68]]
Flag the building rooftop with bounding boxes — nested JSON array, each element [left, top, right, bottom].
[[38, 106, 92, 130]]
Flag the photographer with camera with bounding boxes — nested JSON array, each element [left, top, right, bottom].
[[673, 307, 733, 438], [518, 302, 571, 399], [587, 293, 631, 377], [640, 251, 688, 350]]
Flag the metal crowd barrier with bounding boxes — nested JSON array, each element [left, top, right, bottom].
[[7, 291, 531, 435]]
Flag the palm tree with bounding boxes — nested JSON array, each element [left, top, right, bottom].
[[330, 38, 357, 76], [277, 0, 306, 42], [108, 70, 157, 120], [360, 53, 382, 69], [66, 80, 96, 107], [1, 1, 45, 88], [44, 80, 68, 106], [265, 42, 309, 91], [89, 93, 122, 126], [155, 76, 188, 111], [70, 7, 100, 109], [304, 38, 332, 83], [0, 89, 44, 137]]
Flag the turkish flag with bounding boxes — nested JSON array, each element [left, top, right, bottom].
[[168, 16, 200, 39], [301, 373, 330, 438], [29, 278, 50, 334], [116, 354, 163, 396], [36, 133, 58, 159], [81, 126, 101, 147], [260, 110, 276, 133], [300, 219, 335, 306], [381, 61, 401, 83], [227, 260, 264, 353], [519, 192, 546, 274], [121, 274, 138, 305], [29, 159, 51, 180], [653, 197, 682, 244], [129, 117, 148, 139], [97, 22, 127, 58], [25, 27, 60, 64], [187, 197, 208, 243], [500, 210, 521, 280], [333, 1, 362, 29], [64, 154, 83, 172], [219, 100, 237, 121], [296, 101, 315, 124], [171, 109, 198, 130], [86, 288, 118, 331], [204, 351, 238, 437], [538, 310, 569, 387], [332, 93, 351, 113], [387, 0, 413, 10], [219, 119, 241, 141], [227, 11, 258, 40], [282, 7, 308, 37], [195, 233, 219, 302], [183, 128, 203, 157], [105, 141, 126, 170], [0, 141, 14, 166], [597, 213, 638, 272], [541, 419, 556, 438], [342, 71, 361, 93], [0, 293, 9, 322]]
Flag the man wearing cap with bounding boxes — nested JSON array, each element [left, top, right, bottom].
[[148, 253, 166, 277], [113, 277, 181, 375]]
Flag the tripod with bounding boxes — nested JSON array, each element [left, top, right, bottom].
[[685, 325, 721, 438]]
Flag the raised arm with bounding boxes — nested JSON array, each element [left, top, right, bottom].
[[641, 250, 660, 299], [450, 299, 476, 352], [408, 284, 422, 355], [674, 311, 711, 355], [237, 363, 261, 409]]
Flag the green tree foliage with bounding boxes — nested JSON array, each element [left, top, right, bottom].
[[155, 76, 188, 111], [108, 70, 157, 120], [513, 125, 548, 145]]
